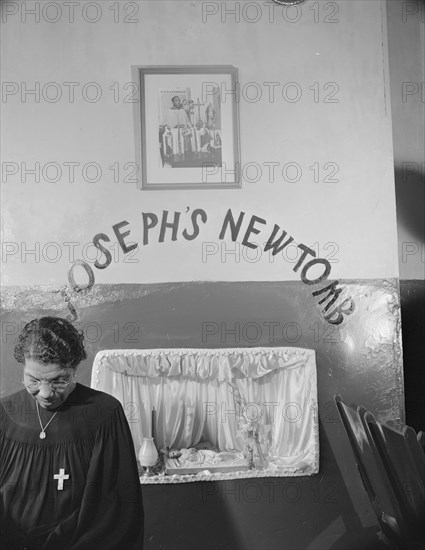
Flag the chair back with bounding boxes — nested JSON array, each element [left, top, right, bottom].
[[417, 431, 425, 454], [403, 426, 425, 486], [363, 411, 425, 529], [334, 395, 403, 538]]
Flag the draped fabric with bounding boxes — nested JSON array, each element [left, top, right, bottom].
[[91, 347, 319, 477]]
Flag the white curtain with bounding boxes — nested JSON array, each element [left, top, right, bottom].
[[91, 347, 318, 471]]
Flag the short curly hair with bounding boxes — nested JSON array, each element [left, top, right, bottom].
[[14, 317, 87, 370]]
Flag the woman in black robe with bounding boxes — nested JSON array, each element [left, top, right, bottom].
[[0, 317, 144, 550]]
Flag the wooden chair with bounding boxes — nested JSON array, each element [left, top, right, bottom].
[[359, 407, 425, 549], [417, 431, 425, 454], [334, 395, 405, 546], [403, 425, 425, 487], [363, 411, 425, 534]]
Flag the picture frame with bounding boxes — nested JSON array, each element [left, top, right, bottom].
[[139, 65, 241, 190]]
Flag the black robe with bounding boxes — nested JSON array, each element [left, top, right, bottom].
[[0, 383, 144, 550]]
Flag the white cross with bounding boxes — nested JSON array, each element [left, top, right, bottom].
[[54, 468, 69, 491]]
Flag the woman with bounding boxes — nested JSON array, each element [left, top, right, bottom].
[[0, 317, 144, 550]]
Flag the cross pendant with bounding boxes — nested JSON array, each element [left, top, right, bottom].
[[54, 468, 69, 491]]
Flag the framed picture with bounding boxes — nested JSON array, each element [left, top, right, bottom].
[[139, 65, 241, 190]]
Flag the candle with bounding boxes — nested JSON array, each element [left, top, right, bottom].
[[151, 407, 156, 441]]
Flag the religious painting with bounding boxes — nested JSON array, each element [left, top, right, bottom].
[[139, 66, 241, 190]]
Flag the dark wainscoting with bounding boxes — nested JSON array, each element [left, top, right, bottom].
[[1, 279, 404, 549], [400, 279, 425, 431]]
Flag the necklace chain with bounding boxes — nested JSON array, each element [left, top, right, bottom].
[[36, 401, 63, 439]]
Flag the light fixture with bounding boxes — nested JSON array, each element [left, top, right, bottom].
[[273, 0, 306, 5]]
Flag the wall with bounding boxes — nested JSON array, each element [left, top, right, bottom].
[[387, 0, 425, 430], [387, 0, 424, 281], [0, 280, 401, 549], [1, 1, 404, 548], [1, 0, 398, 286]]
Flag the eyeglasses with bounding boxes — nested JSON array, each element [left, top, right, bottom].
[[23, 376, 74, 392]]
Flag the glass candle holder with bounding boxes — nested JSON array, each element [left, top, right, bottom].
[[138, 437, 159, 477]]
